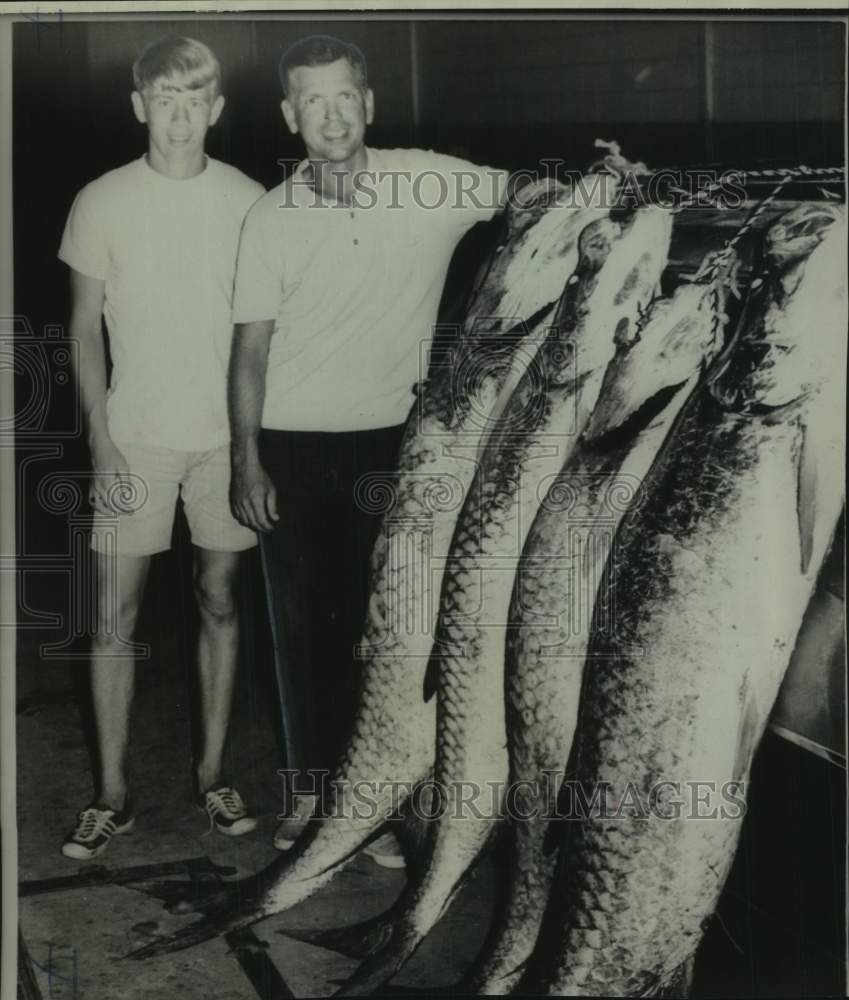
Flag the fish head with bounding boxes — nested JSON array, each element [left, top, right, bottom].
[[505, 170, 620, 240], [710, 205, 846, 415], [581, 276, 723, 442], [552, 206, 674, 383], [536, 214, 622, 392]]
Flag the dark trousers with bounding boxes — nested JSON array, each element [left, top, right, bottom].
[[258, 424, 406, 795]]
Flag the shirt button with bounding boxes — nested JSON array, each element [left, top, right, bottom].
[[353, 238, 359, 246]]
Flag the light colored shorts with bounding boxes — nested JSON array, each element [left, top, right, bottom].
[[90, 442, 257, 557]]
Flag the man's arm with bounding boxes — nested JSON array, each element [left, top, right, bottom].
[[228, 320, 279, 533], [68, 268, 128, 514]]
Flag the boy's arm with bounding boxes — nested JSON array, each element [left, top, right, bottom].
[[228, 319, 278, 533], [68, 268, 128, 514]]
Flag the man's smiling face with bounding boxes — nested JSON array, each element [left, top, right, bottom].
[[281, 58, 374, 167]]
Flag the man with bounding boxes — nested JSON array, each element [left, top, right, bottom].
[[58, 36, 264, 860], [230, 35, 536, 865]]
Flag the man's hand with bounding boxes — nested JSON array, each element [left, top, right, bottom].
[[89, 438, 131, 515], [231, 453, 279, 533]]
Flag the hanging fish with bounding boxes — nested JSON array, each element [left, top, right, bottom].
[[466, 258, 737, 995], [322, 206, 673, 997], [521, 203, 846, 997], [126, 180, 615, 962]]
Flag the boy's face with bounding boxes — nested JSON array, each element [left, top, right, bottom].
[[131, 75, 224, 165], [281, 58, 374, 166]]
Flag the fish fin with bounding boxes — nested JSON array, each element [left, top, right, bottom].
[[652, 954, 696, 998], [423, 649, 439, 702], [462, 961, 528, 994], [796, 420, 818, 575], [278, 911, 394, 958], [331, 920, 422, 996], [732, 694, 762, 786]]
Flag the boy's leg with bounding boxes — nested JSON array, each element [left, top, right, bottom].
[[63, 442, 180, 860], [192, 546, 240, 793], [91, 551, 151, 809], [62, 550, 151, 860], [182, 445, 257, 835]]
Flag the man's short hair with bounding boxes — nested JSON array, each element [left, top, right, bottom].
[[133, 36, 222, 95], [278, 35, 368, 97]]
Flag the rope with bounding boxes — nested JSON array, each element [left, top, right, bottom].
[[683, 174, 789, 341], [733, 165, 844, 180], [594, 143, 843, 345]]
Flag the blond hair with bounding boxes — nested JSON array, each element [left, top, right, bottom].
[[133, 36, 221, 95]]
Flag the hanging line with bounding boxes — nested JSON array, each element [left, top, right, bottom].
[[684, 173, 794, 350]]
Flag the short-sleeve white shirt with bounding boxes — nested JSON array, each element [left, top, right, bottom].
[[232, 147, 508, 431], [59, 156, 264, 450]]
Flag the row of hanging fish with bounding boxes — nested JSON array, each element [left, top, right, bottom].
[[129, 170, 847, 998]]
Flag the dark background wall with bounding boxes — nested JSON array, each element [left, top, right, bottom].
[[10, 17, 846, 995], [12, 14, 846, 478], [10, 11, 847, 701]]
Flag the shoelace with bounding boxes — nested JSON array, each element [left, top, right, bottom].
[[201, 787, 245, 836], [74, 807, 116, 842]]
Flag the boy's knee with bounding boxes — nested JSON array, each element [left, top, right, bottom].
[[194, 570, 237, 622]]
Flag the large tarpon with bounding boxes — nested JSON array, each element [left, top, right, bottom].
[[522, 203, 846, 997], [128, 182, 615, 961], [465, 263, 736, 995], [323, 206, 674, 996]]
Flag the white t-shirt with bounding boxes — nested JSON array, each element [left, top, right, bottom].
[[232, 147, 508, 431], [59, 156, 264, 450]]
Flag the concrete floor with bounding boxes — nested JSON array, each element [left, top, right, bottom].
[[15, 548, 498, 1000], [15, 542, 846, 999]]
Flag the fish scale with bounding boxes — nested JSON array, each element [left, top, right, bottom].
[[466, 348, 708, 996], [523, 204, 846, 997], [329, 207, 674, 997], [126, 183, 615, 962]]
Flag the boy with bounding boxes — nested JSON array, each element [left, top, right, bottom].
[[58, 36, 264, 860]]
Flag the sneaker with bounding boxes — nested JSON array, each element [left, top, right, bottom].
[[61, 799, 135, 860], [197, 785, 257, 837], [273, 793, 318, 850], [361, 831, 406, 870]]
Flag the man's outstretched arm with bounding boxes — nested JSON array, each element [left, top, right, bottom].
[[228, 319, 279, 533]]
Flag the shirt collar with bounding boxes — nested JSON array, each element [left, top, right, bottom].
[[292, 148, 377, 206]]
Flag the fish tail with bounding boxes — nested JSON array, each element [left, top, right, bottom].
[[463, 964, 526, 995], [278, 910, 395, 959], [330, 920, 424, 997]]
